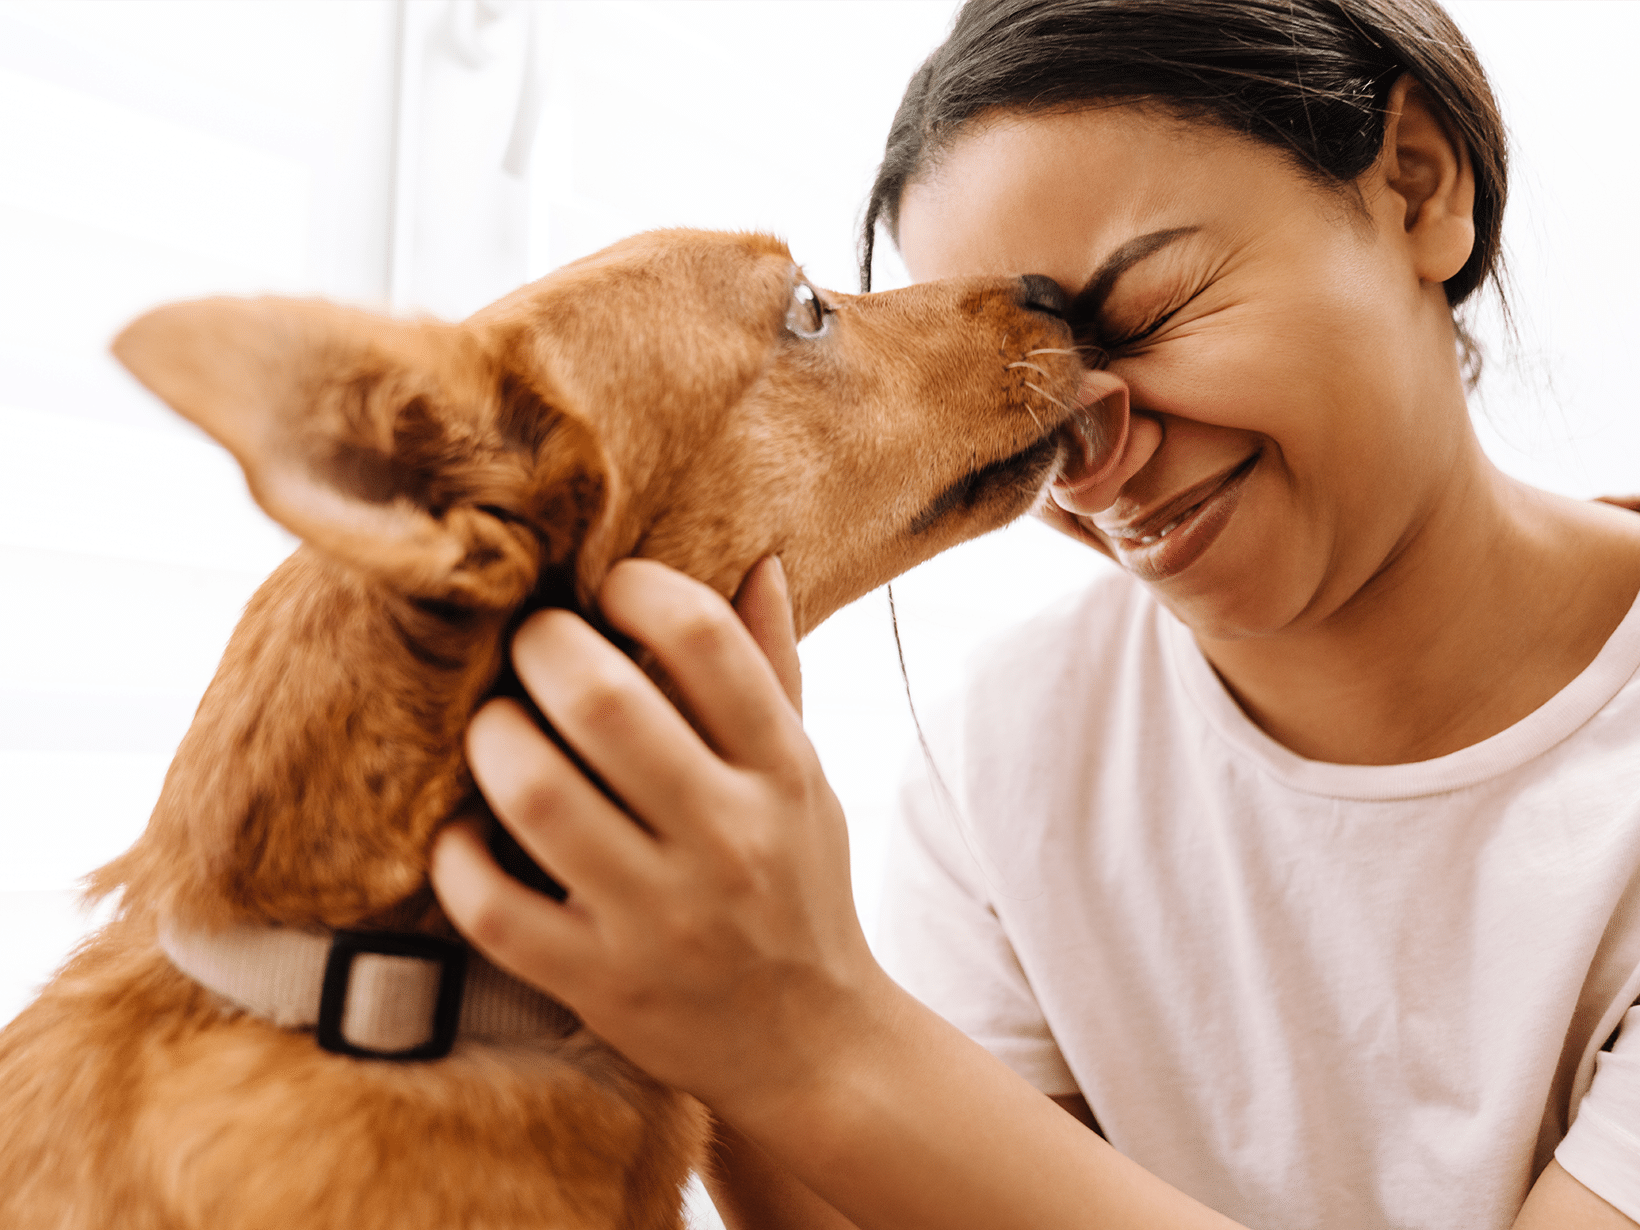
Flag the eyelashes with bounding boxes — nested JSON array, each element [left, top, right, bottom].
[[1086, 282, 1208, 352], [1101, 305, 1183, 349], [1075, 310, 1170, 355]]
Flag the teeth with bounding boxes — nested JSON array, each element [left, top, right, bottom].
[[1122, 516, 1186, 547]]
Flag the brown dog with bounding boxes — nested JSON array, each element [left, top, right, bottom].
[[0, 229, 1098, 1229]]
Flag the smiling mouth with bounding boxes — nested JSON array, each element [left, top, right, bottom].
[[1101, 452, 1260, 545]]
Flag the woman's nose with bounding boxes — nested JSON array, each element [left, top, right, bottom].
[[1052, 370, 1162, 515]]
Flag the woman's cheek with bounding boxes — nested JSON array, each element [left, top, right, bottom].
[[1112, 325, 1266, 434]]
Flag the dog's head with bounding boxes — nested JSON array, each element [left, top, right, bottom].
[[106, 230, 1112, 928], [114, 230, 1105, 636]]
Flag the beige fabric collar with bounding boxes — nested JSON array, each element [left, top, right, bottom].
[[158, 920, 577, 1059]]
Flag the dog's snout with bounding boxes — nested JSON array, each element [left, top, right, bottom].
[[1017, 274, 1070, 319]]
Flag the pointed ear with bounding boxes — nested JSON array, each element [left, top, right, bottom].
[[113, 297, 609, 609]]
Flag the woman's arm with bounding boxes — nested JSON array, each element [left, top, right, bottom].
[[430, 557, 1241, 1230], [707, 1091, 1101, 1228], [431, 557, 1640, 1230], [705, 1117, 862, 1230], [1513, 1162, 1639, 1230]]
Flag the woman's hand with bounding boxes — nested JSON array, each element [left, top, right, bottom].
[[430, 556, 889, 1122], [432, 556, 1247, 1230]]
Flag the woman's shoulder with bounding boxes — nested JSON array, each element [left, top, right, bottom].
[[1519, 490, 1640, 699]]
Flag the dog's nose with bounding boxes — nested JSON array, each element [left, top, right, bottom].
[[1017, 274, 1070, 319]]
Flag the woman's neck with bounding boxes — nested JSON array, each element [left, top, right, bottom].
[[1195, 450, 1640, 766]]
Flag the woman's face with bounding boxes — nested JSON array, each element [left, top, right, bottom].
[[897, 106, 1472, 642]]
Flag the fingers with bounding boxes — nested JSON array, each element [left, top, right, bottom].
[[510, 610, 737, 837], [430, 820, 591, 992], [443, 557, 873, 1109], [599, 559, 807, 772], [479, 558, 811, 890], [465, 696, 662, 896], [733, 556, 803, 715]]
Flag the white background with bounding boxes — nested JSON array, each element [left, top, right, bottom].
[[1, 5, 1636, 1199]]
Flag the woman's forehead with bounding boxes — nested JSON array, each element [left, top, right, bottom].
[[896, 107, 1305, 286]]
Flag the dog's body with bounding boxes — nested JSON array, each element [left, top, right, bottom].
[[0, 230, 1094, 1228]]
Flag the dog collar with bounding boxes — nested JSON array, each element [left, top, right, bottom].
[[158, 920, 577, 1061]]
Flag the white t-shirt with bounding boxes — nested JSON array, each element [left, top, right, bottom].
[[878, 570, 1640, 1229]]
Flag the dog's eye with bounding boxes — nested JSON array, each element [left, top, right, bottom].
[[786, 283, 829, 339]]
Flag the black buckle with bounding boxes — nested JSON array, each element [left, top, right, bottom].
[[316, 930, 468, 1061]]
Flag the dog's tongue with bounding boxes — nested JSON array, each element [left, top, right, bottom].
[[1053, 370, 1131, 503]]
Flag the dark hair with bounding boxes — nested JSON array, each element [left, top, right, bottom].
[[860, 0, 1507, 330]]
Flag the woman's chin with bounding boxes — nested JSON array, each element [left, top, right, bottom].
[[1136, 510, 1324, 644]]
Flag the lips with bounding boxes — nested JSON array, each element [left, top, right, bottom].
[[1098, 451, 1259, 581]]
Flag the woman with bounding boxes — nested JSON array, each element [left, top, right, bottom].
[[431, 2, 1640, 1226]]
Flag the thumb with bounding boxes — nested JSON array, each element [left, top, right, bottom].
[[733, 556, 803, 716]]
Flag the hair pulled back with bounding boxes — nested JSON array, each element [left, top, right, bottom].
[[861, 0, 1507, 315]]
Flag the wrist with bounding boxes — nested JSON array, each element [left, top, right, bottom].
[[710, 953, 908, 1136], [714, 979, 1246, 1230], [714, 975, 968, 1225]]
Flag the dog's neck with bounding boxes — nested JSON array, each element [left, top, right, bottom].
[[157, 918, 579, 1060], [90, 467, 799, 937], [92, 547, 523, 934]]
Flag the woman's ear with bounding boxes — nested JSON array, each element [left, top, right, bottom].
[[1376, 74, 1477, 285]]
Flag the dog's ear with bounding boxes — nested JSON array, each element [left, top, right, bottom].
[[113, 297, 607, 609]]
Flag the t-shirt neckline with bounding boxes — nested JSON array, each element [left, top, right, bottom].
[[1164, 586, 1640, 801]]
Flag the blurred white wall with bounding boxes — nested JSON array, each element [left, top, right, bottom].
[[1447, 0, 1640, 498], [2, 0, 1638, 1073], [0, 0, 398, 1021]]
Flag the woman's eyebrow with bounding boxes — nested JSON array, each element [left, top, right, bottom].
[[1069, 226, 1201, 320]]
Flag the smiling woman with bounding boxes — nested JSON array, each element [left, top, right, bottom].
[[869, 0, 1640, 1224], [426, 3, 1640, 1230], [896, 94, 1502, 646], [5, 2, 1637, 1228]]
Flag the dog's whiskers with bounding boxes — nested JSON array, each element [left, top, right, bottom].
[[1006, 361, 1053, 379], [1022, 382, 1078, 429], [1034, 345, 1104, 359], [1025, 343, 1113, 368], [1023, 381, 1070, 411]]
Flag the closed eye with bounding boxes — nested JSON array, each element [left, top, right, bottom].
[[1094, 272, 1216, 353], [1103, 304, 1183, 349]]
